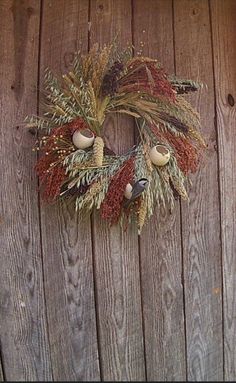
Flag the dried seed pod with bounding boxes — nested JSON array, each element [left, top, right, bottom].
[[158, 167, 169, 183], [83, 182, 103, 206], [101, 60, 124, 97], [93, 136, 104, 166], [188, 127, 206, 147], [138, 198, 147, 234], [143, 143, 153, 173], [170, 175, 188, 200]]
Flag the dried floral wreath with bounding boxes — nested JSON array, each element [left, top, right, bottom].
[[28, 43, 205, 233]]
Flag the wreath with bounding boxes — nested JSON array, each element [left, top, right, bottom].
[[28, 43, 206, 233]]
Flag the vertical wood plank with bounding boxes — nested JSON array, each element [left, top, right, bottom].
[[133, 1, 187, 381], [174, 0, 223, 380], [89, 0, 146, 380], [0, 361, 3, 382], [211, 0, 236, 380], [0, 0, 52, 380], [39, 1, 100, 380]]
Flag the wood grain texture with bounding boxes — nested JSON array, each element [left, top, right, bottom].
[[39, 1, 100, 380], [174, 0, 223, 380], [0, 0, 52, 380], [1, 0, 235, 380], [211, 0, 236, 380], [0, 361, 3, 382], [133, 1, 187, 381], [90, 0, 146, 380]]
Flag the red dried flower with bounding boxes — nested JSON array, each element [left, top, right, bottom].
[[118, 59, 175, 101], [149, 124, 201, 174], [35, 117, 89, 201], [66, 117, 89, 134], [35, 152, 67, 201], [101, 157, 135, 224]]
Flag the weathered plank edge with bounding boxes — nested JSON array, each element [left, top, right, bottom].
[[131, 0, 148, 379], [174, 0, 223, 380], [0, 353, 4, 382], [210, 0, 236, 380], [89, 0, 146, 380], [88, 1, 103, 378], [133, 0, 187, 380], [0, 0, 53, 380], [38, 0, 101, 380], [36, 1, 54, 379], [173, 1, 189, 377], [208, 0, 225, 379]]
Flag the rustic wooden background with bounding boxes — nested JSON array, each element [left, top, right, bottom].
[[0, 0, 235, 381]]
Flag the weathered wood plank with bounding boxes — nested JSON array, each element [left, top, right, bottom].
[[174, 0, 223, 380], [0, 360, 3, 382], [0, 1, 52, 380], [89, 0, 146, 380], [133, 1, 187, 381], [39, 1, 100, 380], [211, 0, 236, 380]]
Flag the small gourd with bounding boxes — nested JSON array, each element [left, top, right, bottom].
[[124, 183, 133, 199], [72, 129, 95, 149], [149, 145, 170, 166]]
